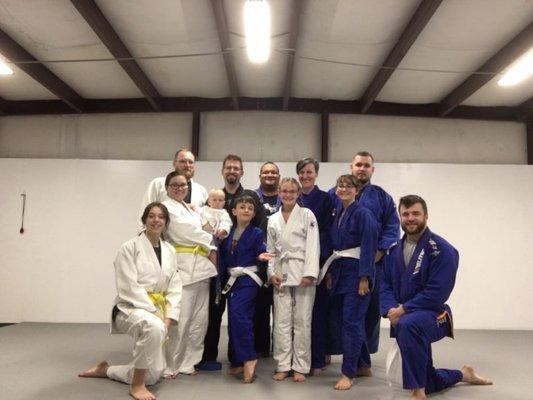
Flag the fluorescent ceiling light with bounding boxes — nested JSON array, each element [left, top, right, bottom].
[[497, 48, 533, 87], [0, 59, 13, 75], [244, 0, 271, 63]]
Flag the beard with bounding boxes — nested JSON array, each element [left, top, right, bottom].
[[225, 174, 238, 185], [261, 182, 278, 192], [401, 221, 427, 236]]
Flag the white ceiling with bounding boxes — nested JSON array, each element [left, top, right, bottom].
[[0, 0, 531, 108]]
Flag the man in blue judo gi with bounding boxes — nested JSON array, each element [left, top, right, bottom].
[[380, 195, 492, 399]]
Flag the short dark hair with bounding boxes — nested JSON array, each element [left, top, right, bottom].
[[296, 157, 319, 174], [141, 202, 170, 228], [165, 170, 187, 187], [222, 154, 243, 169], [260, 161, 279, 174], [233, 194, 256, 210], [336, 174, 363, 189], [354, 151, 374, 163], [399, 195, 428, 214]]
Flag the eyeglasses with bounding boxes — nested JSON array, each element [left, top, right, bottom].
[[280, 190, 298, 195], [169, 183, 188, 189], [337, 185, 355, 190]]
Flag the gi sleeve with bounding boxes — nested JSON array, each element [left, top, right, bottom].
[[379, 252, 399, 317], [166, 212, 216, 252], [378, 192, 400, 251], [165, 249, 183, 322], [218, 209, 233, 235], [356, 209, 379, 281], [266, 221, 277, 279], [318, 193, 334, 263], [402, 246, 459, 312], [303, 211, 320, 279], [254, 228, 268, 276], [114, 244, 157, 313]]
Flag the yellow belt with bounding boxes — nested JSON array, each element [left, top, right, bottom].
[[175, 244, 209, 258], [148, 291, 167, 318]]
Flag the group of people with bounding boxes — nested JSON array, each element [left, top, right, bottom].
[[79, 149, 492, 400]]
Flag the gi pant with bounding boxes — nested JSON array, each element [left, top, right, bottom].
[[273, 285, 315, 374], [253, 285, 272, 355], [228, 285, 260, 363], [165, 280, 210, 375], [311, 281, 329, 369], [336, 290, 371, 379], [107, 309, 167, 385], [365, 261, 382, 354], [395, 310, 462, 393]]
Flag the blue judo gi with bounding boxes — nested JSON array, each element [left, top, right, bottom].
[[221, 224, 266, 363], [300, 186, 334, 369], [328, 201, 378, 378], [328, 183, 399, 356], [380, 228, 463, 393]]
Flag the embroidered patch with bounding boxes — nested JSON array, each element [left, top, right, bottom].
[[429, 239, 440, 257], [413, 249, 424, 275]]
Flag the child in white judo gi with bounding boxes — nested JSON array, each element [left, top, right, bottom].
[[198, 188, 233, 239], [79, 202, 182, 400], [267, 178, 320, 382]]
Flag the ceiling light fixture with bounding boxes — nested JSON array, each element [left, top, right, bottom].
[[0, 59, 13, 75], [244, 0, 271, 63], [497, 48, 533, 87]]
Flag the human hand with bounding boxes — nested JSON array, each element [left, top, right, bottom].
[[375, 250, 385, 263], [215, 229, 228, 239], [300, 277, 315, 287], [270, 274, 282, 290], [387, 305, 405, 327], [358, 276, 370, 296], [258, 252, 275, 262], [208, 250, 217, 265]]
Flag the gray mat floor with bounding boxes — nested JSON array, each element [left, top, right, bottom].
[[0, 323, 531, 399]]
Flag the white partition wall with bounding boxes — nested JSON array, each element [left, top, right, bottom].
[[0, 159, 532, 330]]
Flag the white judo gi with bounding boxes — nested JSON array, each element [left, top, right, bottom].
[[162, 198, 218, 375], [197, 205, 233, 237], [267, 204, 320, 374], [107, 233, 182, 385]]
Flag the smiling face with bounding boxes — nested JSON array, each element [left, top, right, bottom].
[[335, 176, 358, 204], [400, 202, 428, 236], [166, 174, 189, 202], [279, 180, 300, 208], [222, 159, 244, 186], [350, 155, 374, 184], [232, 200, 256, 224], [259, 163, 280, 192], [297, 162, 318, 192], [173, 150, 195, 180], [144, 205, 167, 238]]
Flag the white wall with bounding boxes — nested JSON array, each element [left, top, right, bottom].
[[0, 159, 532, 330], [0, 112, 527, 164]]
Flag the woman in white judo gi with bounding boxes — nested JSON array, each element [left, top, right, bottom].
[[162, 171, 218, 376], [79, 202, 182, 400], [267, 178, 320, 382]]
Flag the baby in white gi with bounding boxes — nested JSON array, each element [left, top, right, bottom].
[[198, 188, 233, 240]]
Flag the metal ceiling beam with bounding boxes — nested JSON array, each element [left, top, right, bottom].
[[70, 0, 162, 111], [210, 0, 240, 110], [359, 0, 442, 113], [0, 97, 523, 122], [517, 97, 533, 121], [282, 0, 304, 111], [0, 29, 84, 113], [439, 21, 533, 116], [527, 121, 533, 164]]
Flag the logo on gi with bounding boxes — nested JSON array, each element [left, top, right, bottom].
[[413, 249, 424, 275]]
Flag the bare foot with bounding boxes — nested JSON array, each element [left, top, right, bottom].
[[333, 374, 353, 390], [325, 355, 331, 365], [310, 367, 324, 376], [410, 388, 425, 400], [356, 366, 372, 377], [130, 384, 156, 400], [461, 365, 493, 385], [228, 366, 243, 375], [243, 359, 257, 383], [272, 371, 289, 381], [78, 361, 109, 378], [293, 371, 306, 382]]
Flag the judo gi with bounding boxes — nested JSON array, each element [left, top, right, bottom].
[[267, 203, 320, 374], [380, 228, 463, 393], [220, 225, 266, 363], [300, 186, 334, 369], [197, 205, 233, 237], [107, 233, 182, 385], [327, 183, 399, 355], [162, 198, 217, 375], [324, 201, 378, 379]]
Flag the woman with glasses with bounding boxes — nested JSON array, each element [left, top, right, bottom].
[[162, 171, 218, 376], [317, 174, 378, 390]]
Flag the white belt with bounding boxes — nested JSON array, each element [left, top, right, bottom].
[[317, 247, 361, 285], [222, 265, 263, 294], [278, 250, 305, 263]]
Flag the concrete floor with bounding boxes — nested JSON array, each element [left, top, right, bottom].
[[0, 323, 530, 400]]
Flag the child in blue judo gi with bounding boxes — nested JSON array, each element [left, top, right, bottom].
[[380, 195, 492, 399], [318, 174, 378, 390], [220, 195, 273, 383]]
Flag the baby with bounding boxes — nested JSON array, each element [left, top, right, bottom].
[[198, 188, 233, 239]]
